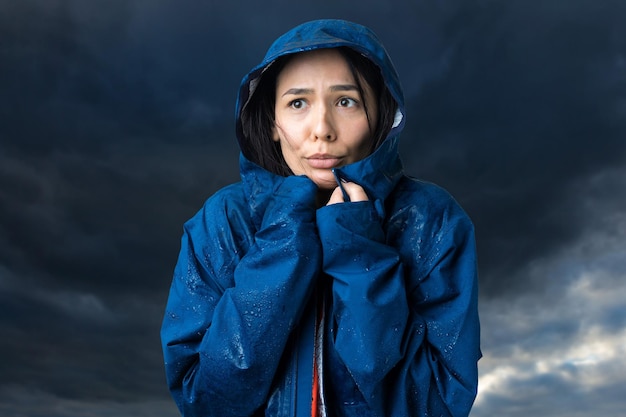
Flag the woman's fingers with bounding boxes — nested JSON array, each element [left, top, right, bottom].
[[342, 182, 369, 202], [326, 182, 369, 205]]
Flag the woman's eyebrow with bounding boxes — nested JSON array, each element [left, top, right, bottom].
[[329, 84, 359, 92], [281, 84, 359, 97], [282, 88, 313, 97]]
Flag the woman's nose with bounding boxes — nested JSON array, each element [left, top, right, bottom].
[[312, 105, 336, 141]]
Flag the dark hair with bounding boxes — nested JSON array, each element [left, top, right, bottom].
[[240, 47, 397, 176]]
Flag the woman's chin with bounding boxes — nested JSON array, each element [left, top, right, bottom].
[[309, 172, 337, 190]]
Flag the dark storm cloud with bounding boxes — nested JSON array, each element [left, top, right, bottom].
[[0, 0, 231, 153], [400, 0, 626, 297], [0, 1, 251, 408], [0, 142, 235, 289], [0, 137, 240, 406]]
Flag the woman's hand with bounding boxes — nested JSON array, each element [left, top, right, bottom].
[[326, 181, 369, 205]]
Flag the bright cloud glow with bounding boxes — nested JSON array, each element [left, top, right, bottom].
[[472, 216, 626, 416]]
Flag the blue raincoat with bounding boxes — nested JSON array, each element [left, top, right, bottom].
[[161, 19, 481, 417]]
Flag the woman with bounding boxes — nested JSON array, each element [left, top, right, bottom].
[[161, 19, 481, 417]]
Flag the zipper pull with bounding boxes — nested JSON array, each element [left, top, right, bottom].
[[331, 168, 350, 202]]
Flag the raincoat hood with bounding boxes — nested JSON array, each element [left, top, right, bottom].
[[234, 19, 406, 212], [235, 19, 405, 135]]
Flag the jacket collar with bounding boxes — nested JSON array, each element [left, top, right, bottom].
[[239, 153, 284, 229], [332, 136, 403, 203], [240, 135, 403, 229]]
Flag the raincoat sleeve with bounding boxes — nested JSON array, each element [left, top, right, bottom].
[[316, 190, 480, 417], [161, 175, 322, 417]]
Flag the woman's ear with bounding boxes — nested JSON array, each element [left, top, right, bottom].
[[272, 126, 280, 142]]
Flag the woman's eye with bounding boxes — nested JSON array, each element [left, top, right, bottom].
[[338, 97, 357, 107], [289, 99, 306, 109]]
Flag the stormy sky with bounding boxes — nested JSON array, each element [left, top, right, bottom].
[[1, 0, 625, 416]]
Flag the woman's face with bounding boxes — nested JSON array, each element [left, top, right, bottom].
[[273, 48, 377, 189]]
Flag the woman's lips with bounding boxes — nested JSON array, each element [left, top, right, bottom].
[[306, 154, 343, 169]]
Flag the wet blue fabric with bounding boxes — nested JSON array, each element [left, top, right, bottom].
[[161, 19, 481, 417]]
